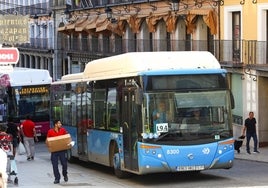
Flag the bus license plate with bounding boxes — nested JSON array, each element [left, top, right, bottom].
[[177, 165, 204, 171]]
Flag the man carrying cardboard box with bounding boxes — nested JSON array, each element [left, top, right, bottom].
[[46, 120, 69, 184]]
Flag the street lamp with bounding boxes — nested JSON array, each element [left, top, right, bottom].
[[64, 8, 71, 20], [33, 14, 47, 28], [170, 0, 180, 12], [105, 6, 112, 20], [212, 0, 224, 6], [105, 6, 117, 23], [33, 14, 39, 25]]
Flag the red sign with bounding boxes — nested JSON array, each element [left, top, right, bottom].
[[0, 48, 19, 64]]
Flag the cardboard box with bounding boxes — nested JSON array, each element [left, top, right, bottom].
[[46, 134, 72, 152]]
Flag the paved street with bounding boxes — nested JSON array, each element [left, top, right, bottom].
[[8, 142, 130, 188], [235, 147, 268, 163], [6, 141, 268, 188]]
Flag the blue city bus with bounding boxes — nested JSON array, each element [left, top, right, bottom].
[[50, 51, 235, 178]]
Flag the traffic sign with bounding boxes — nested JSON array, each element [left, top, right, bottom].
[[0, 47, 19, 64]]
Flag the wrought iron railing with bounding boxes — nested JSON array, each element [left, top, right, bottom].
[[61, 38, 268, 65], [18, 38, 53, 50], [16, 38, 268, 65]]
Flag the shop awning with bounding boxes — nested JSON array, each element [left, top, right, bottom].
[[144, 9, 217, 34], [95, 15, 109, 32], [85, 15, 99, 30], [95, 15, 127, 36], [58, 8, 217, 36], [58, 21, 75, 35], [185, 9, 217, 35], [146, 12, 167, 33], [163, 13, 177, 33], [127, 15, 144, 34], [58, 25, 67, 34], [75, 17, 89, 32]]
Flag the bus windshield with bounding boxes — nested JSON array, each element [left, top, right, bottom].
[[8, 86, 50, 122], [142, 90, 232, 145]]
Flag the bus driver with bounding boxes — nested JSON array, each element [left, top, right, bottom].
[[152, 102, 170, 132]]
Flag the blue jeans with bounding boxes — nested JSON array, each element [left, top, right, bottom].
[[246, 133, 258, 152], [51, 150, 68, 181]]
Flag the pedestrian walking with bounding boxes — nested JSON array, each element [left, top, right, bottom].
[[20, 115, 38, 160], [0, 124, 8, 188], [46, 120, 68, 184], [6, 117, 20, 157], [242, 111, 260, 154]]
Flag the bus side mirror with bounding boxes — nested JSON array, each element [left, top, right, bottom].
[[230, 91, 235, 109], [135, 88, 143, 105]]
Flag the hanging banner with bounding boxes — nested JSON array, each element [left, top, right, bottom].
[[0, 15, 29, 44]]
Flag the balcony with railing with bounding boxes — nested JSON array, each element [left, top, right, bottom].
[[1, 2, 51, 16], [16, 37, 268, 70], [17, 38, 53, 51], [60, 37, 268, 68], [66, 0, 155, 9]]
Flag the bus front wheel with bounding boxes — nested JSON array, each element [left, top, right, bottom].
[[113, 153, 130, 179]]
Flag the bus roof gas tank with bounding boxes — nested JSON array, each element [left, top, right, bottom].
[[83, 51, 220, 81]]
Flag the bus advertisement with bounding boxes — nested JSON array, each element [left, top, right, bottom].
[[51, 51, 235, 178], [0, 67, 52, 137]]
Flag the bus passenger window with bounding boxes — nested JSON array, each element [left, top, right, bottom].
[[94, 101, 106, 129], [52, 101, 62, 120], [93, 89, 106, 129], [107, 88, 119, 131]]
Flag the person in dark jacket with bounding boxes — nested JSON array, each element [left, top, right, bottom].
[[6, 117, 20, 157], [242, 111, 260, 154]]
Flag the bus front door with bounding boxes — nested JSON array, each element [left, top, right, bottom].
[[76, 92, 91, 161], [122, 88, 139, 172], [77, 120, 88, 160]]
